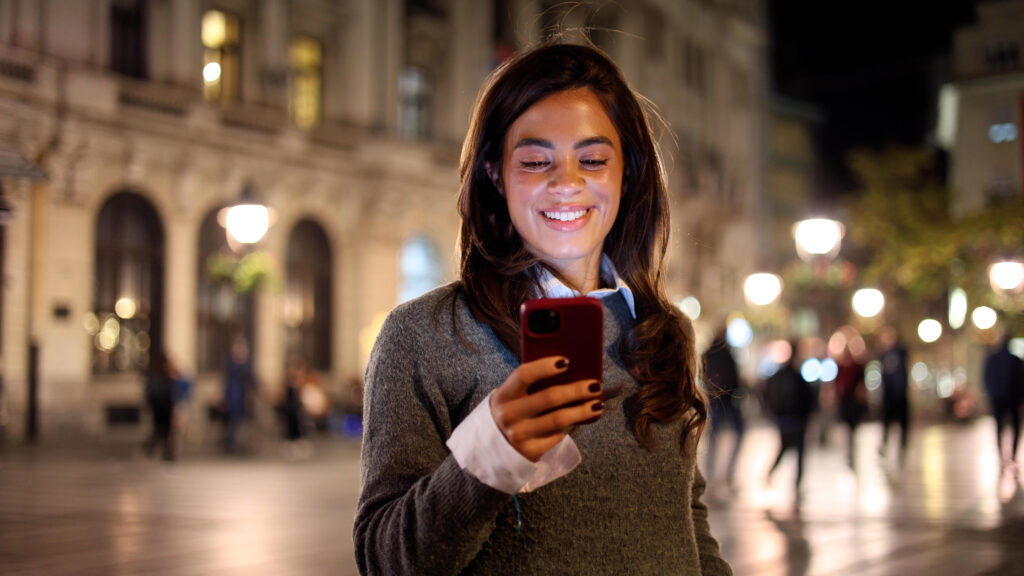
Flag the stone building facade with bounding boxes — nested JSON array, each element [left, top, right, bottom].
[[0, 0, 766, 440]]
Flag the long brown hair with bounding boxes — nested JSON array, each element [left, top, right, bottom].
[[455, 43, 706, 452]]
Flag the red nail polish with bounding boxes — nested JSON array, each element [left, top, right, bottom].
[[592, 401, 604, 412], [588, 382, 601, 393], [555, 358, 569, 369]]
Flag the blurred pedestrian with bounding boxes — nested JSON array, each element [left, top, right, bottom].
[[703, 325, 745, 488], [984, 333, 1023, 467], [278, 354, 316, 459], [877, 326, 910, 464], [834, 346, 866, 469], [280, 354, 308, 443], [143, 349, 179, 461], [355, 42, 731, 574], [223, 335, 253, 454], [763, 341, 815, 495]]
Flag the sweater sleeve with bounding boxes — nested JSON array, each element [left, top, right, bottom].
[[353, 306, 510, 576], [690, 465, 733, 575]]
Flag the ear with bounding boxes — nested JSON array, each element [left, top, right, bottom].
[[485, 161, 503, 196]]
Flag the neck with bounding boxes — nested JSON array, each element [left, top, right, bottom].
[[549, 255, 603, 294]]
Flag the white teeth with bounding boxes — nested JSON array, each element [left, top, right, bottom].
[[543, 209, 588, 222]]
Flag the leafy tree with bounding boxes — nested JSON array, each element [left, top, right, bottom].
[[844, 146, 1024, 331]]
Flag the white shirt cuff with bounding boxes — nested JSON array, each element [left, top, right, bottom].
[[446, 391, 581, 494]]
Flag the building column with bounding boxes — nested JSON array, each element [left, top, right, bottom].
[[258, 0, 288, 108], [169, 0, 201, 88]]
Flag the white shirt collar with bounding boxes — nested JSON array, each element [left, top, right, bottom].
[[533, 254, 637, 318]]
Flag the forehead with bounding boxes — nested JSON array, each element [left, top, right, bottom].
[[506, 88, 619, 144]]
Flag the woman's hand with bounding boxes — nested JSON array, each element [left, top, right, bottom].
[[490, 357, 604, 462]]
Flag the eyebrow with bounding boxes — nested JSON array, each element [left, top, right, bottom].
[[513, 136, 615, 150]]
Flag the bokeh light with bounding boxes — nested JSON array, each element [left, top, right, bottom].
[[115, 297, 136, 319], [819, 358, 838, 382], [918, 319, 942, 343], [743, 273, 782, 306], [865, 360, 882, 391], [852, 288, 884, 318], [971, 306, 997, 330], [793, 218, 844, 258], [989, 261, 1024, 292], [948, 288, 967, 330], [726, 317, 753, 348], [203, 62, 222, 84], [800, 358, 821, 382], [678, 296, 701, 320]]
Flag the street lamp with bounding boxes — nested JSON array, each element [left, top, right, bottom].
[[218, 182, 276, 246], [743, 273, 783, 306], [793, 218, 844, 261], [852, 288, 885, 318]]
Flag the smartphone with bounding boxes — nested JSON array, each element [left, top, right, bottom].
[[520, 297, 604, 396]]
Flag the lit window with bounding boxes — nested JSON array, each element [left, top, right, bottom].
[[399, 235, 442, 303], [94, 192, 164, 374], [399, 67, 430, 139], [289, 36, 323, 129], [286, 220, 333, 370], [202, 10, 240, 103]]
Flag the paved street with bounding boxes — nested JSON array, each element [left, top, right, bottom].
[[2, 418, 1023, 575]]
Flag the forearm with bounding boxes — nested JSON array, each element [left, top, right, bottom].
[[354, 455, 508, 575], [690, 467, 733, 576]]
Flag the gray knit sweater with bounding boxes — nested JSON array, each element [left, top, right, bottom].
[[354, 284, 732, 576]]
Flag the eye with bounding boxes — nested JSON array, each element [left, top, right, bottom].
[[519, 160, 550, 171], [580, 158, 608, 169]]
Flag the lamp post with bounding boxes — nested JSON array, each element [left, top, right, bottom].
[[791, 217, 845, 340], [219, 182, 275, 247], [793, 218, 844, 262], [852, 288, 885, 319], [743, 272, 783, 306]]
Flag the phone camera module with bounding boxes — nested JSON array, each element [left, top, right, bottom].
[[528, 309, 560, 334]]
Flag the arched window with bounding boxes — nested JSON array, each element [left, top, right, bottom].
[[399, 234, 442, 303], [196, 208, 254, 373], [285, 219, 332, 370], [92, 192, 164, 373]]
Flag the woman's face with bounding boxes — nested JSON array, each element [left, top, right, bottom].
[[496, 88, 623, 289]]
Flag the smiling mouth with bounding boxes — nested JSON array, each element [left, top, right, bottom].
[[542, 209, 590, 222]]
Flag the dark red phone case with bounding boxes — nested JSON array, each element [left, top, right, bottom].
[[520, 297, 604, 394]]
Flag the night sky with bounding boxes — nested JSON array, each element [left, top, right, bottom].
[[768, 0, 981, 195]]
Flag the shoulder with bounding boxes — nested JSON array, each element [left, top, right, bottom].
[[381, 283, 470, 334], [373, 283, 488, 360]]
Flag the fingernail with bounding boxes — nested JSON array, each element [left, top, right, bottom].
[[588, 382, 601, 393], [591, 401, 604, 412], [555, 358, 569, 370]]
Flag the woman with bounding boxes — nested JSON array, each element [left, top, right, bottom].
[[355, 43, 731, 575]]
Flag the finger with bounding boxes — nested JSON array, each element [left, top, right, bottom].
[[500, 379, 603, 423], [502, 398, 605, 443], [494, 356, 569, 401]]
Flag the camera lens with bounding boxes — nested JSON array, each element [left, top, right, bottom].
[[528, 309, 560, 334]]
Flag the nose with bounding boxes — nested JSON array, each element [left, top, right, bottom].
[[547, 162, 584, 196]]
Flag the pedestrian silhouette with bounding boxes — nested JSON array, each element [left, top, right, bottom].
[[877, 326, 910, 465], [984, 333, 1023, 468], [703, 325, 746, 488], [764, 341, 815, 496]]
